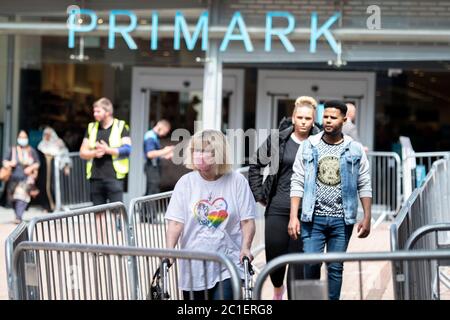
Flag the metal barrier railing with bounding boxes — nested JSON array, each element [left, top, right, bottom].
[[11, 242, 242, 300], [4, 222, 29, 299], [27, 202, 131, 246], [54, 152, 91, 211], [390, 156, 450, 299], [53, 151, 405, 226], [366, 152, 402, 225], [407, 152, 450, 175], [253, 250, 450, 300], [391, 158, 450, 251], [402, 223, 450, 300], [128, 191, 180, 299]]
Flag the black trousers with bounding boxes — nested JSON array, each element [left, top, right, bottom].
[[265, 214, 304, 297], [90, 179, 124, 205], [145, 163, 161, 195]]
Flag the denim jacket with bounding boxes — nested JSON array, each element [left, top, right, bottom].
[[290, 131, 372, 225]]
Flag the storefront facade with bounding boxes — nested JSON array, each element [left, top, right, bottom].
[[1, 0, 450, 200]]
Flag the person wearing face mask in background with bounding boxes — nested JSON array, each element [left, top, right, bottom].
[[1, 130, 40, 224], [165, 130, 256, 300]]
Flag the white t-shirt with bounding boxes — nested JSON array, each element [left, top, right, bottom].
[[165, 170, 256, 291]]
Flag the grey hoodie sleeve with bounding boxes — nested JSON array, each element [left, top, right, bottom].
[[290, 141, 305, 198], [357, 145, 372, 198]]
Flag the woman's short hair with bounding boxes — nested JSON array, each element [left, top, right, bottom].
[[185, 129, 233, 175], [293, 96, 317, 115]]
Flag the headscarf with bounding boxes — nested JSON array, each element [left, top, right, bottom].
[[38, 127, 71, 169]]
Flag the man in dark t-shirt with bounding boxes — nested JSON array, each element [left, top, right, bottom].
[[80, 97, 132, 206]]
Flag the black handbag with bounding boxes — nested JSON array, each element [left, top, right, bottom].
[[147, 260, 172, 300]]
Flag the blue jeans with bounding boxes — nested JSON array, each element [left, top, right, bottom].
[[301, 215, 354, 300], [182, 278, 233, 300]]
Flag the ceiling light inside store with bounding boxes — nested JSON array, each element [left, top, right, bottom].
[[78, 18, 83, 24], [98, 18, 104, 24]]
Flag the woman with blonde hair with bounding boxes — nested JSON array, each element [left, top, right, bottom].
[[248, 96, 320, 299], [165, 129, 256, 300]]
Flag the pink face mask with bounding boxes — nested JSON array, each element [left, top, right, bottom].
[[193, 151, 214, 171]]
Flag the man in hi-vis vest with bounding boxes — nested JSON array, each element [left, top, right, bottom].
[[80, 97, 131, 207]]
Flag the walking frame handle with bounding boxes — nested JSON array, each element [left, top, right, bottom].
[[243, 256, 255, 276]]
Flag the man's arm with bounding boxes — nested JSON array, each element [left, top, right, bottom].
[[147, 146, 173, 160], [358, 197, 371, 238], [79, 138, 97, 160], [240, 219, 256, 262], [357, 144, 372, 238]]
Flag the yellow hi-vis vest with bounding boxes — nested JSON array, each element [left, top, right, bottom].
[[86, 118, 129, 179]]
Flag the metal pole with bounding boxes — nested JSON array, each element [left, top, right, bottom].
[[3, 30, 14, 158], [54, 156, 62, 211], [202, 0, 222, 131]]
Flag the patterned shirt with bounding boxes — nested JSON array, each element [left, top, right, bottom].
[[314, 137, 345, 218]]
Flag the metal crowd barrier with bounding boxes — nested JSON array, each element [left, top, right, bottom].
[[402, 223, 450, 300], [407, 152, 450, 176], [53, 151, 405, 229], [390, 156, 450, 299], [27, 202, 131, 246], [253, 250, 450, 300], [11, 242, 242, 300], [54, 152, 92, 211], [128, 191, 180, 299], [391, 157, 450, 251], [5, 222, 29, 299], [366, 152, 402, 226]]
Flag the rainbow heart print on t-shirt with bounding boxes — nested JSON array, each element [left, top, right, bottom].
[[193, 197, 229, 228]]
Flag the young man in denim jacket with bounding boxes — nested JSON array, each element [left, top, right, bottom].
[[288, 100, 372, 300]]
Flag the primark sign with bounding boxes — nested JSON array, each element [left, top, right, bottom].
[[68, 9, 346, 54]]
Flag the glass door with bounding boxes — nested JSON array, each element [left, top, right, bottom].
[[128, 68, 244, 200]]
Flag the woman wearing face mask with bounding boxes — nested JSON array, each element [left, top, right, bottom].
[[1, 130, 40, 223], [248, 96, 320, 300], [165, 130, 256, 300], [37, 127, 71, 212]]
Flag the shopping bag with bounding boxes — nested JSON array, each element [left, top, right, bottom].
[[0, 166, 12, 182]]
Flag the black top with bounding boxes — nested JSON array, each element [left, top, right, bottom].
[[84, 123, 129, 180], [267, 136, 301, 215]]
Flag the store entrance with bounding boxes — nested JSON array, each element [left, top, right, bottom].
[[256, 70, 376, 149], [128, 67, 244, 201]]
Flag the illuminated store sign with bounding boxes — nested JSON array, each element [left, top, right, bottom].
[[68, 10, 341, 54]]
